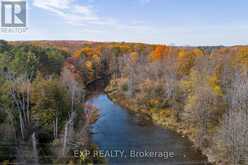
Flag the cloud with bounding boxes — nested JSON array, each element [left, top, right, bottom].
[[33, 0, 72, 10], [0, 0, 26, 2], [32, 0, 99, 25], [32, 0, 153, 34]]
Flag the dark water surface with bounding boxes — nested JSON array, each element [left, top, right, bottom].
[[88, 94, 209, 165]]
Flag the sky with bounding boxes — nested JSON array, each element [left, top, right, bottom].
[[0, 0, 248, 46]]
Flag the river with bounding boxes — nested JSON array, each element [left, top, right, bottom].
[[87, 93, 209, 165]]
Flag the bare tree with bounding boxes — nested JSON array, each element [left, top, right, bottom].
[[220, 69, 248, 165], [3, 71, 33, 139], [61, 68, 84, 112], [63, 112, 76, 156]]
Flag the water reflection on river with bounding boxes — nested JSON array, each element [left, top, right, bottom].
[[87, 94, 209, 165]]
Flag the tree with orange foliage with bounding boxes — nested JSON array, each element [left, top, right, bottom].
[[150, 45, 170, 61]]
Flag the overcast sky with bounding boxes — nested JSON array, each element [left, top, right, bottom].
[[1, 0, 248, 46]]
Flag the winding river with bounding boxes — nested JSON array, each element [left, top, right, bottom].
[[87, 93, 209, 165]]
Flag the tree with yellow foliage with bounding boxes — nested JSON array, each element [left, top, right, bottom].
[[236, 47, 248, 67], [177, 48, 204, 77]]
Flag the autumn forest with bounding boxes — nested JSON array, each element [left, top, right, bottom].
[[0, 40, 248, 165]]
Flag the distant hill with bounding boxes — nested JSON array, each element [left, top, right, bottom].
[[8, 40, 248, 56], [9, 40, 97, 53]]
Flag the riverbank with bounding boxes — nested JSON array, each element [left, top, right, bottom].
[[81, 103, 106, 164], [105, 80, 227, 165]]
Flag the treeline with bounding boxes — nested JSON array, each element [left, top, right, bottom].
[[100, 43, 248, 165], [0, 40, 101, 164]]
